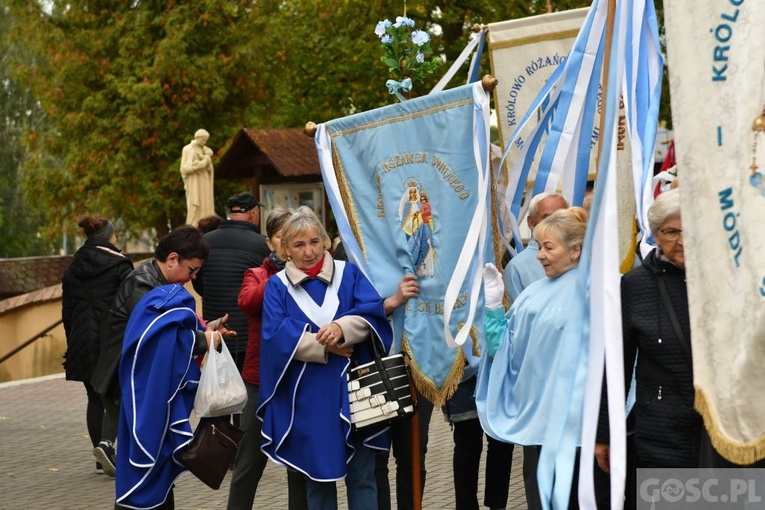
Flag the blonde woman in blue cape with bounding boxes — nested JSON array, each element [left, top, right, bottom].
[[476, 209, 589, 510], [257, 207, 393, 510]]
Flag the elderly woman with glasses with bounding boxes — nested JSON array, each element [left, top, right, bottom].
[[257, 206, 393, 510], [596, 188, 702, 475]]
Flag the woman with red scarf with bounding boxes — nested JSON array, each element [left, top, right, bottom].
[[257, 206, 393, 510]]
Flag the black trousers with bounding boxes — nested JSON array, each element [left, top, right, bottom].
[[452, 418, 514, 510]]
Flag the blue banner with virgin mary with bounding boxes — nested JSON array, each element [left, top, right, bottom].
[[315, 82, 496, 405]]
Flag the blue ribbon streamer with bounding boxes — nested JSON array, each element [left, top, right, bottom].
[[386, 78, 412, 101]]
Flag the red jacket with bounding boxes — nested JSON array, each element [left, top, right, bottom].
[[238, 256, 281, 386]]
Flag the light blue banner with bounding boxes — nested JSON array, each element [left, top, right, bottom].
[[316, 83, 493, 405]]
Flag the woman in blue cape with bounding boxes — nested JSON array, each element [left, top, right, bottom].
[[115, 284, 229, 510], [477, 209, 589, 510], [257, 206, 393, 510]]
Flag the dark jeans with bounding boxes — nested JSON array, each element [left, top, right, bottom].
[[452, 418, 514, 510], [305, 432, 377, 510], [375, 390, 434, 510]]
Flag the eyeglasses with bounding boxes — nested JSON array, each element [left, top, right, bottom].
[[181, 259, 202, 275], [659, 228, 683, 241]]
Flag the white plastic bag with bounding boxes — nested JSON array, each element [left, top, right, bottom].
[[194, 338, 247, 417]]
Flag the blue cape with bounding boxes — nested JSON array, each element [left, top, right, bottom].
[[257, 261, 393, 481], [476, 266, 587, 507], [116, 284, 201, 509]]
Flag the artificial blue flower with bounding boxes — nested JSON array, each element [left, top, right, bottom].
[[416, 52, 425, 64], [381, 35, 393, 44], [412, 30, 430, 46], [375, 19, 392, 38], [394, 16, 415, 28]]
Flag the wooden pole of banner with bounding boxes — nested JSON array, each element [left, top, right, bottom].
[[596, 0, 617, 170]]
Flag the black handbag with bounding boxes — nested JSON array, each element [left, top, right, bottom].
[[179, 416, 244, 490], [347, 333, 417, 430]]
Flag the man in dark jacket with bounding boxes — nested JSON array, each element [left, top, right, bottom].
[[193, 192, 270, 372]]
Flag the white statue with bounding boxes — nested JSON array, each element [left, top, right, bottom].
[[180, 129, 215, 226]]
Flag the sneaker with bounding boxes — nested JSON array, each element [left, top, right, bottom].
[[95, 462, 104, 475], [93, 440, 116, 477]]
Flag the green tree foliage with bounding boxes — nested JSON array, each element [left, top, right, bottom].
[[0, 4, 57, 257], [9, 1, 265, 240], [8, 0, 661, 246], [244, 0, 590, 126]]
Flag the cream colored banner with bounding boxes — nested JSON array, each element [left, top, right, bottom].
[[665, 0, 765, 463], [489, 7, 591, 193]]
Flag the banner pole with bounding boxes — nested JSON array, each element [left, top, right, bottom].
[[596, 0, 617, 171]]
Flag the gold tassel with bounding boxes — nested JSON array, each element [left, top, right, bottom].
[[402, 335, 464, 408], [695, 388, 765, 465]]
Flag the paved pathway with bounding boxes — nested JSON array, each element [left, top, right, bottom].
[[0, 374, 528, 509]]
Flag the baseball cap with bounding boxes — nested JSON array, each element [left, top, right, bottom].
[[226, 192, 263, 213]]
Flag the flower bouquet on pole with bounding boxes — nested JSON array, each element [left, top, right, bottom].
[[375, 16, 439, 101]]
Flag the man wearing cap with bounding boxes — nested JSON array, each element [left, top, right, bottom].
[[192, 192, 270, 375]]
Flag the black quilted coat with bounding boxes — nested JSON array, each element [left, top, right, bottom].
[[621, 249, 702, 467], [192, 220, 269, 359], [61, 240, 133, 382]]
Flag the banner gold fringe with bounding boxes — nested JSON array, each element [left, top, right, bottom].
[[331, 143, 369, 263], [695, 387, 765, 465], [619, 218, 638, 274], [402, 335, 464, 408]]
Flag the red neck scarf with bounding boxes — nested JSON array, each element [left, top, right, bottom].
[[302, 253, 326, 278]]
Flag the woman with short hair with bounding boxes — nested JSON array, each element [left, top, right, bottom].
[[477, 208, 590, 509], [257, 206, 393, 510]]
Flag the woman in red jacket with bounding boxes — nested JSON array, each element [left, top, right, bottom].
[[227, 206, 306, 510]]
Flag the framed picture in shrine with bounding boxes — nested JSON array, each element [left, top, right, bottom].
[[259, 182, 326, 234]]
